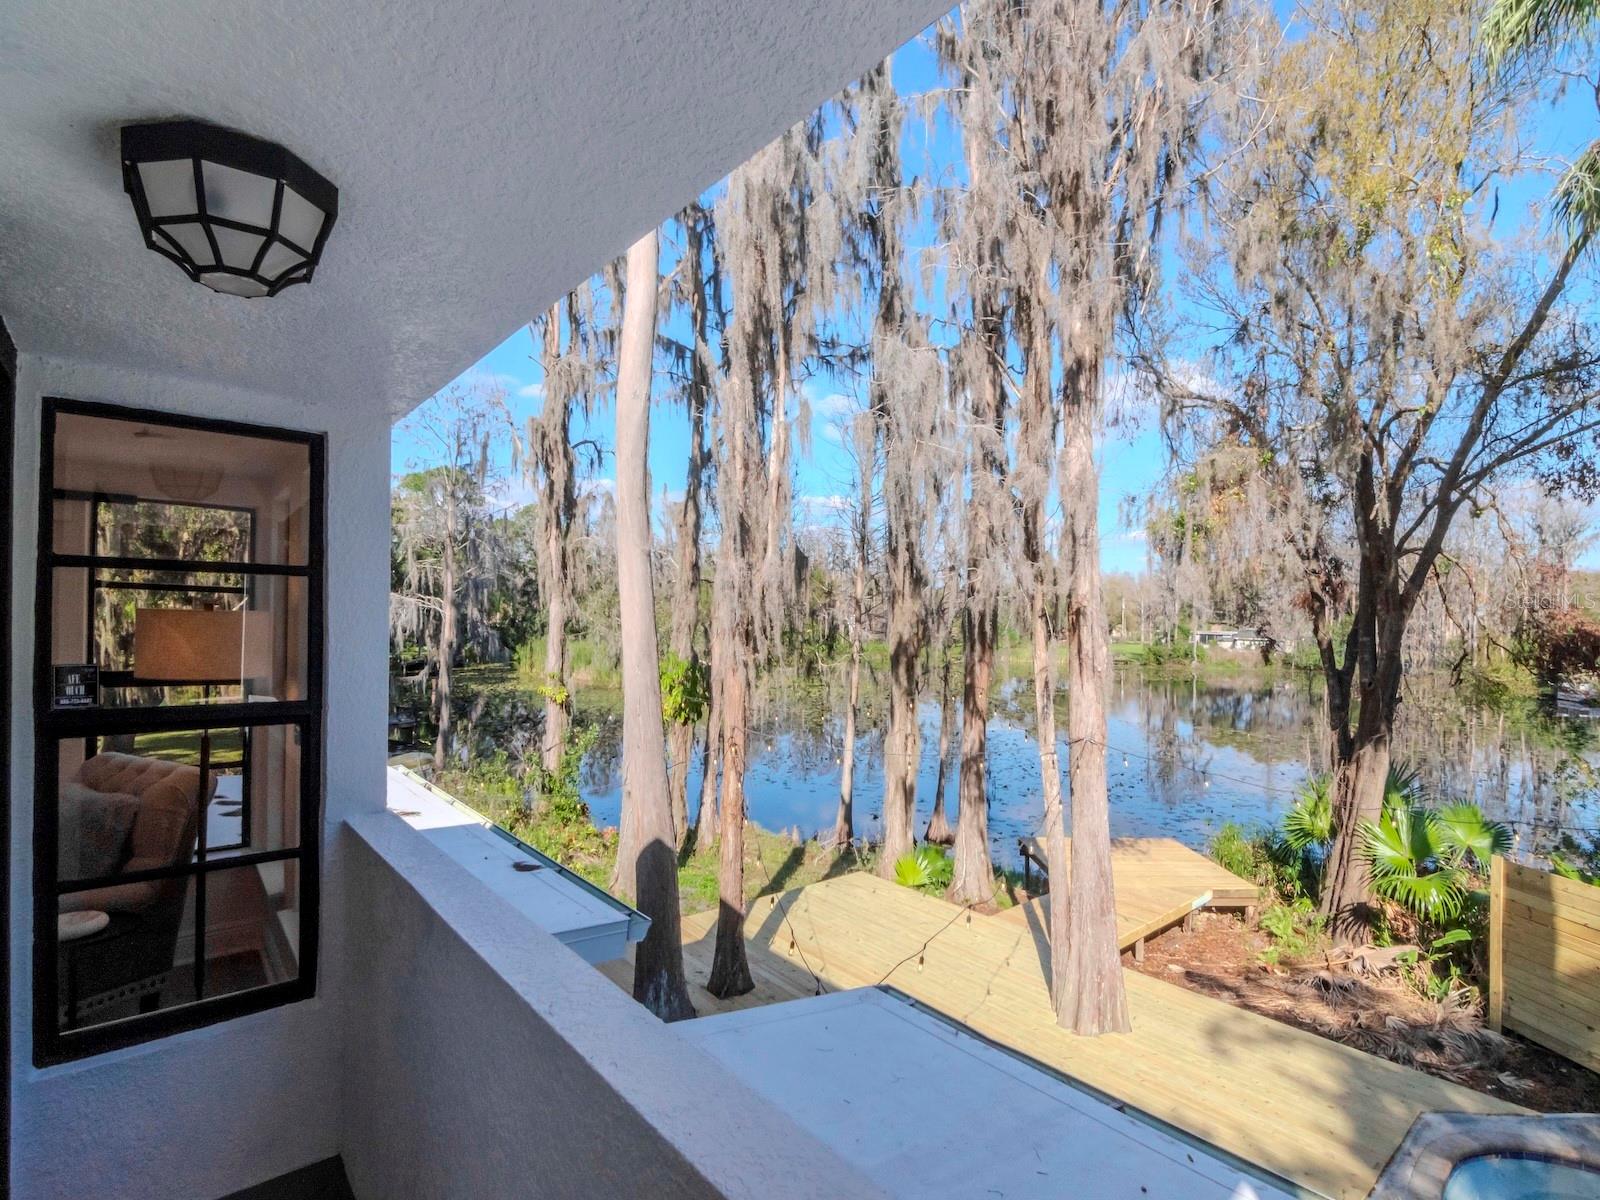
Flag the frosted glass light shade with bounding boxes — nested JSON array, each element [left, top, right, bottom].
[[121, 120, 338, 298]]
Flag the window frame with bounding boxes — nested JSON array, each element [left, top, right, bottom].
[[77, 491, 261, 851], [32, 397, 326, 1065]]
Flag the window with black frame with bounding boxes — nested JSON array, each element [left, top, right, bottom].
[[35, 399, 323, 1063]]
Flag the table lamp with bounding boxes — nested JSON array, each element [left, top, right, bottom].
[[132, 605, 268, 1000]]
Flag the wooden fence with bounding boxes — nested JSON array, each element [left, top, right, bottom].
[[1488, 855, 1600, 1071]]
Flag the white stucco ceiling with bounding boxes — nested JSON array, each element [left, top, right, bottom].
[[0, 0, 949, 418]]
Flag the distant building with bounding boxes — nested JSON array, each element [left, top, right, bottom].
[[1191, 626, 1275, 652]]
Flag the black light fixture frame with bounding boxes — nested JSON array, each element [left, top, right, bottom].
[[120, 119, 339, 298]]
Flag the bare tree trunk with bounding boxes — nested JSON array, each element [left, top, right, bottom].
[[542, 583, 568, 775], [760, 351, 794, 617], [949, 596, 997, 904], [610, 230, 695, 1020], [694, 629, 722, 846], [1311, 472, 1411, 941], [707, 642, 754, 998], [879, 563, 922, 874], [1056, 358, 1129, 1035], [925, 647, 956, 846], [832, 628, 861, 849], [946, 118, 1007, 903], [1322, 730, 1392, 935], [1034, 556, 1067, 935], [830, 450, 870, 849], [1318, 587, 1406, 939], [668, 211, 715, 846], [666, 699, 695, 845], [432, 490, 458, 774], [535, 305, 574, 778]]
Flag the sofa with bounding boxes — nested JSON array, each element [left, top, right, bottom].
[[58, 751, 208, 1026]]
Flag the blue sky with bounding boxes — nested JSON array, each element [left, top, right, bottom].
[[394, 8, 1596, 576]]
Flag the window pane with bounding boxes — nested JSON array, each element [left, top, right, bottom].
[[53, 727, 301, 884], [51, 411, 311, 566], [124, 723, 304, 858], [53, 727, 305, 1034], [49, 569, 308, 708], [57, 863, 301, 1033], [99, 499, 252, 561]]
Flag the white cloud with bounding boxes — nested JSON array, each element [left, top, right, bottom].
[[461, 368, 524, 396], [799, 493, 850, 513], [578, 476, 616, 500], [813, 391, 856, 419], [517, 381, 545, 400], [488, 475, 536, 512]]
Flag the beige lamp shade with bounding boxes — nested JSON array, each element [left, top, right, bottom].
[[132, 607, 273, 683]]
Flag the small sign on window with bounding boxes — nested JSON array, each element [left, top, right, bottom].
[[53, 664, 98, 709]]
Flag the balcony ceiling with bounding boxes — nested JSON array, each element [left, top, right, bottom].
[[0, 0, 947, 417]]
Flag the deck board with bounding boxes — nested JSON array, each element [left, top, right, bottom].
[[1002, 836, 1260, 949], [620, 868, 1519, 1200], [1018, 835, 1263, 902]]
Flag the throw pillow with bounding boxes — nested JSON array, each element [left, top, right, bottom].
[[59, 781, 140, 881]]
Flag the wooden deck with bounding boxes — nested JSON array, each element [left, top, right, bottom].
[[607, 864, 1520, 1200], [1004, 836, 1262, 952]]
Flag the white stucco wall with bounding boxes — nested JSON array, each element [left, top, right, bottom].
[[343, 808, 890, 1200], [7, 353, 391, 1200]]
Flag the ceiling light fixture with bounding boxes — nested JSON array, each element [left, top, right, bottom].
[[120, 119, 339, 298]]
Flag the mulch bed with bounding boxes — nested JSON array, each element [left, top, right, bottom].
[[1127, 911, 1600, 1114]]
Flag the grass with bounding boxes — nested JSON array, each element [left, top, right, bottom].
[[131, 726, 244, 764], [675, 828, 861, 914], [430, 762, 862, 908]]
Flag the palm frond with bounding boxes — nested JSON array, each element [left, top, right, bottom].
[[1282, 776, 1334, 851], [1554, 142, 1600, 241], [1372, 865, 1471, 921], [1362, 804, 1438, 879], [1431, 803, 1513, 872], [1384, 762, 1427, 811], [1482, 0, 1600, 72], [893, 846, 952, 890]]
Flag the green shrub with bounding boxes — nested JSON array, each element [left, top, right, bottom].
[[503, 726, 606, 866], [1208, 822, 1300, 902], [1395, 928, 1478, 1003], [893, 845, 954, 893], [466, 750, 521, 798], [1209, 823, 1263, 881], [659, 652, 710, 726], [1258, 898, 1326, 966], [1360, 799, 1510, 923]]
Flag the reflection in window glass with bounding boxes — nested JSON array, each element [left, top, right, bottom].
[[52, 726, 305, 1031], [96, 499, 252, 563], [51, 410, 310, 567]]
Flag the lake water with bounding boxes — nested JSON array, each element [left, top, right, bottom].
[[572, 666, 1600, 868]]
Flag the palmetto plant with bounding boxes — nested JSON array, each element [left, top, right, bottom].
[[1361, 800, 1512, 922], [1280, 766, 1429, 892], [894, 845, 954, 892], [1281, 775, 1334, 856], [1283, 765, 1427, 857]]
